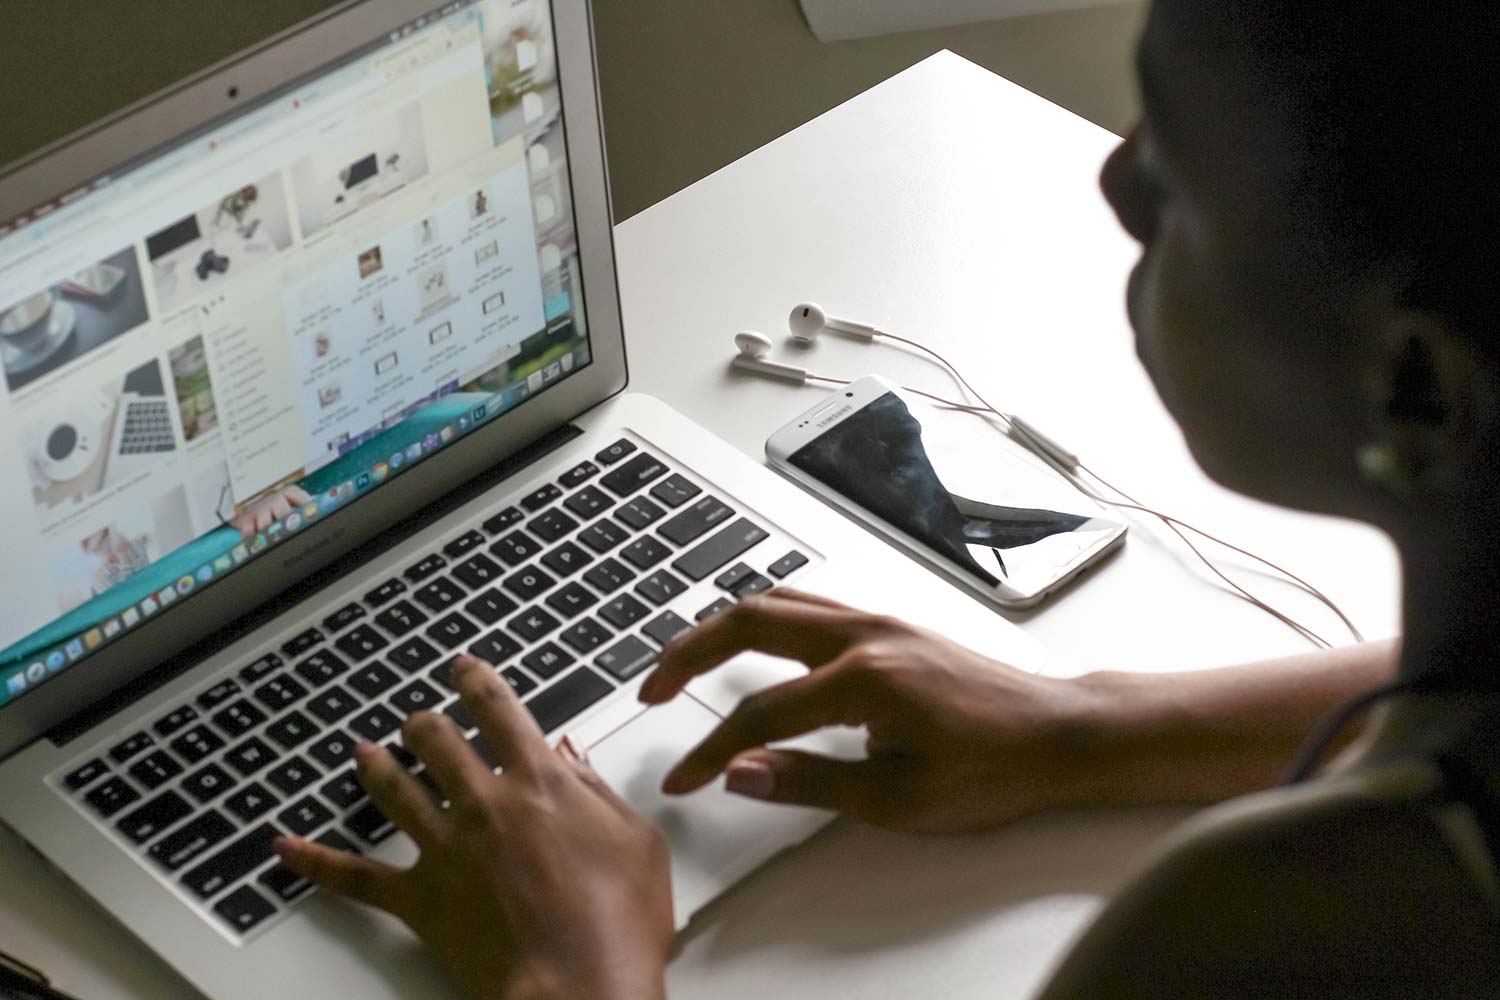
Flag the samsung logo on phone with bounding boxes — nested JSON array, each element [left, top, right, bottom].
[[814, 404, 854, 429]]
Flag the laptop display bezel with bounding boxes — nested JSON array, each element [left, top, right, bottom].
[[0, 0, 628, 759]]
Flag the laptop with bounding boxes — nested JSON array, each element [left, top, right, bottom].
[[0, 2, 1044, 997]]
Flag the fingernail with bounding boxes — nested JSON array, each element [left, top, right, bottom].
[[661, 765, 690, 795], [637, 674, 659, 703], [725, 760, 774, 800], [452, 654, 478, 675], [353, 740, 377, 761], [558, 734, 583, 762], [272, 836, 300, 858]]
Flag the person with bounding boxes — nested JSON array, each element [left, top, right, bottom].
[[273, 1, 1500, 996]]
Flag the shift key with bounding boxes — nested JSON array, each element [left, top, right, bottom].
[[182, 823, 281, 899], [671, 518, 770, 582]]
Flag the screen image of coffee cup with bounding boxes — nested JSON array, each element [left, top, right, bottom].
[[0, 290, 56, 351]]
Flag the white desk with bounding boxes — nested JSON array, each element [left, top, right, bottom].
[[0, 51, 1400, 1000]]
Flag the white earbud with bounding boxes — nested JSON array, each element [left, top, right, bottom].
[[731, 330, 810, 383], [788, 302, 880, 344]]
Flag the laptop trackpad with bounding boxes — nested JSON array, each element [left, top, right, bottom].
[[586, 696, 832, 927]]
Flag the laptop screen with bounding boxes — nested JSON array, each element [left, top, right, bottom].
[[0, 0, 589, 706]]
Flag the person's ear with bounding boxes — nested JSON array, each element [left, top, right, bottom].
[[1356, 312, 1500, 496]]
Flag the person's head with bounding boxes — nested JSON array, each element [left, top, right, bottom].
[[1101, 2, 1500, 543]]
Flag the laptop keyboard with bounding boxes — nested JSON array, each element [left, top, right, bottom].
[[53, 437, 814, 939]]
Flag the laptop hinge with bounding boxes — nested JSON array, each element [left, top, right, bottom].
[[45, 423, 584, 746]]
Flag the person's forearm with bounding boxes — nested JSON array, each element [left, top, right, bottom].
[[1068, 638, 1399, 808]]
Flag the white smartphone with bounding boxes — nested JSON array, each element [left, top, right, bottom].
[[766, 376, 1125, 609]]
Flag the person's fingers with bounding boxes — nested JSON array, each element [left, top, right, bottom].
[[254, 504, 275, 531], [639, 595, 871, 705], [401, 709, 495, 805], [661, 661, 870, 794], [286, 485, 313, 505], [557, 734, 634, 816], [760, 587, 852, 610], [723, 748, 896, 819], [273, 835, 404, 912], [353, 741, 446, 847], [452, 655, 549, 775]]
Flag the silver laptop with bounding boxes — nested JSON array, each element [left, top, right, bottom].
[[0, 3, 1043, 997]]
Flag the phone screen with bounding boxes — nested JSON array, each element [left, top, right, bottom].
[[786, 390, 1121, 601]]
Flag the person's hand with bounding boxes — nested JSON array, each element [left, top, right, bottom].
[[273, 655, 673, 1000], [640, 589, 1104, 834], [231, 485, 312, 538]]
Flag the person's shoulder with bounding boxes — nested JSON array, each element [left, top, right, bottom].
[[1039, 762, 1500, 1000]]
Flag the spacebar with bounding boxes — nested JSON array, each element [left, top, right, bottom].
[[671, 518, 770, 582], [527, 667, 614, 734]]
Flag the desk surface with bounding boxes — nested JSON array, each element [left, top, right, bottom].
[[0, 51, 1401, 1000]]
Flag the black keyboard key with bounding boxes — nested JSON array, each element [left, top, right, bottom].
[[541, 541, 592, 577], [481, 506, 524, 534], [414, 577, 466, 613], [735, 573, 774, 597], [306, 686, 359, 725], [767, 549, 811, 579], [252, 674, 308, 713], [615, 497, 666, 531], [501, 667, 537, 697], [696, 597, 734, 622], [527, 668, 614, 734], [374, 599, 428, 637], [404, 553, 447, 583], [659, 495, 735, 546], [348, 704, 402, 741], [503, 565, 556, 601], [465, 588, 518, 625], [650, 473, 702, 508], [578, 518, 629, 553], [154, 705, 199, 737], [182, 824, 279, 899], [471, 629, 525, 668], [583, 557, 635, 594], [225, 737, 278, 776], [673, 518, 770, 582], [117, 791, 193, 843], [596, 439, 636, 465], [622, 536, 672, 570], [559, 618, 613, 654], [320, 769, 367, 809], [559, 460, 600, 489], [170, 725, 226, 765], [151, 811, 235, 872], [216, 884, 278, 933], [427, 612, 481, 649], [323, 602, 367, 633], [264, 710, 318, 750], [599, 594, 650, 630], [642, 611, 693, 647], [635, 569, 688, 606], [390, 679, 443, 716], [443, 529, 486, 559], [600, 453, 668, 497], [85, 777, 140, 817], [129, 751, 184, 789], [282, 628, 323, 658], [295, 649, 351, 687], [316, 828, 362, 854], [545, 581, 597, 618], [491, 531, 541, 567], [595, 635, 657, 682], [445, 699, 475, 731], [197, 678, 241, 710], [527, 509, 578, 544], [278, 796, 334, 836], [507, 607, 560, 643], [109, 731, 155, 763], [333, 625, 387, 663], [238, 652, 284, 683], [212, 699, 268, 738], [522, 642, 574, 679], [308, 731, 356, 770], [225, 782, 278, 823], [182, 763, 237, 803], [63, 758, 109, 791], [267, 756, 319, 795], [364, 577, 407, 607], [345, 801, 395, 845], [259, 863, 315, 904], [521, 483, 564, 512], [389, 636, 441, 673], [452, 553, 503, 589], [715, 562, 755, 592], [346, 662, 400, 699], [563, 485, 613, 520]]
